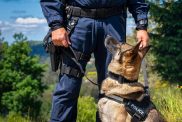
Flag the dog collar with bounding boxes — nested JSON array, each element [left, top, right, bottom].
[[108, 72, 138, 84]]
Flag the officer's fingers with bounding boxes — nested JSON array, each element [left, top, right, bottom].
[[60, 33, 69, 47], [136, 36, 143, 49], [142, 35, 149, 48], [136, 31, 149, 49], [139, 41, 144, 49], [66, 34, 71, 45], [62, 39, 69, 47], [140, 39, 149, 50], [52, 37, 60, 46], [52, 35, 65, 46]]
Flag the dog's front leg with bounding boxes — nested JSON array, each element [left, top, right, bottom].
[[98, 98, 128, 122], [144, 109, 167, 122]]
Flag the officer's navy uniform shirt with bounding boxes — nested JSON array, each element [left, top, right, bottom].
[[40, 0, 149, 30]]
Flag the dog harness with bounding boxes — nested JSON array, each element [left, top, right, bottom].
[[108, 72, 138, 84], [100, 72, 156, 121]]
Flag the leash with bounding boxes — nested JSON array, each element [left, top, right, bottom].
[[141, 59, 150, 95], [43, 30, 98, 86], [60, 46, 98, 86]]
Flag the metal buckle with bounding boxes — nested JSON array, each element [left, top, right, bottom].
[[118, 76, 124, 83], [133, 113, 142, 121], [76, 72, 81, 78]]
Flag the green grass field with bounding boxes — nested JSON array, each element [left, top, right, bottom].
[[0, 85, 181, 122], [151, 85, 182, 122]]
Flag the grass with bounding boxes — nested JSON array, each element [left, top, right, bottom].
[[0, 113, 30, 122], [1, 85, 181, 122], [77, 96, 97, 122], [151, 81, 182, 122]]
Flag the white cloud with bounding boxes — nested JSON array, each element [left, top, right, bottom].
[[15, 17, 46, 24], [0, 17, 47, 32], [0, 18, 48, 43], [13, 24, 39, 29]]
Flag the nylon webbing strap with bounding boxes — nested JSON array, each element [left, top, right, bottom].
[[142, 59, 148, 87], [60, 47, 98, 85], [61, 65, 83, 78], [141, 59, 150, 95], [71, 49, 91, 62], [105, 94, 125, 104], [108, 72, 138, 84]]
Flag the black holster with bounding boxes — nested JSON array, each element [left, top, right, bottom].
[[43, 31, 62, 72]]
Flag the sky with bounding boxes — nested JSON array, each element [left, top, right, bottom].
[[0, 0, 48, 44], [0, 0, 135, 44]]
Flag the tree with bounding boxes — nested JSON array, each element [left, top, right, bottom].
[[0, 31, 5, 60], [0, 33, 46, 118], [149, 0, 182, 84]]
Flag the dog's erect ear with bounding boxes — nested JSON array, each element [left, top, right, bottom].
[[139, 46, 151, 58], [105, 35, 119, 54], [133, 41, 141, 53]]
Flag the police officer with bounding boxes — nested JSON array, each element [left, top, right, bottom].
[[40, 0, 149, 122]]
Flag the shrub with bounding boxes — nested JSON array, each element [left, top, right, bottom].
[[0, 33, 46, 118], [150, 1, 182, 84]]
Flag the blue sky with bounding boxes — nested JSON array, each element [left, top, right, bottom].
[[0, 0, 48, 44], [0, 0, 135, 44]]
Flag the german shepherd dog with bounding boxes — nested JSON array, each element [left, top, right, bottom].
[[98, 36, 166, 122]]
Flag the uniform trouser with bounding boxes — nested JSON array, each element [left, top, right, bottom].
[[50, 14, 126, 122]]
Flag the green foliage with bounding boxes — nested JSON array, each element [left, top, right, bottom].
[[0, 112, 31, 122], [0, 31, 5, 42], [149, 1, 182, 84], [38, 84, 54, 122], [77, 96, 97, 122], [0, 33, 46, 118], [151, 86, 182, 122]]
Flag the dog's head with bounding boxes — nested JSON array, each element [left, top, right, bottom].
[[105, 36, 150, 81]]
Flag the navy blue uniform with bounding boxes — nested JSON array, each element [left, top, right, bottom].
[[40, 0, 149, 122]]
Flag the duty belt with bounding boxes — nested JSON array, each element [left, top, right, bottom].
[[66, 5, 126, 19]]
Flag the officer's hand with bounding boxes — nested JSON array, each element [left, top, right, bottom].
[[136, 30, 149, 49], [51, 28, 71, 47]]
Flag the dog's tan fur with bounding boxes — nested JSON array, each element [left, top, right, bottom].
[[98, 36, 166, 122]]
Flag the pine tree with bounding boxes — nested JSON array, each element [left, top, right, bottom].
[[150, 0, 182, 84], [0, 33, 46, 117]]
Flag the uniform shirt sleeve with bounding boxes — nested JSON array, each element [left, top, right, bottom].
[[40, 0, 65, 30], [127, 0, 149, 30]]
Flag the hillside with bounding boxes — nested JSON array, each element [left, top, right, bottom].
[[28, 41, 48, 58]]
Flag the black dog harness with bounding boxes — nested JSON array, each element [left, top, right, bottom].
[[100, 72, 156, 121], [108, 72, 138, 84]]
